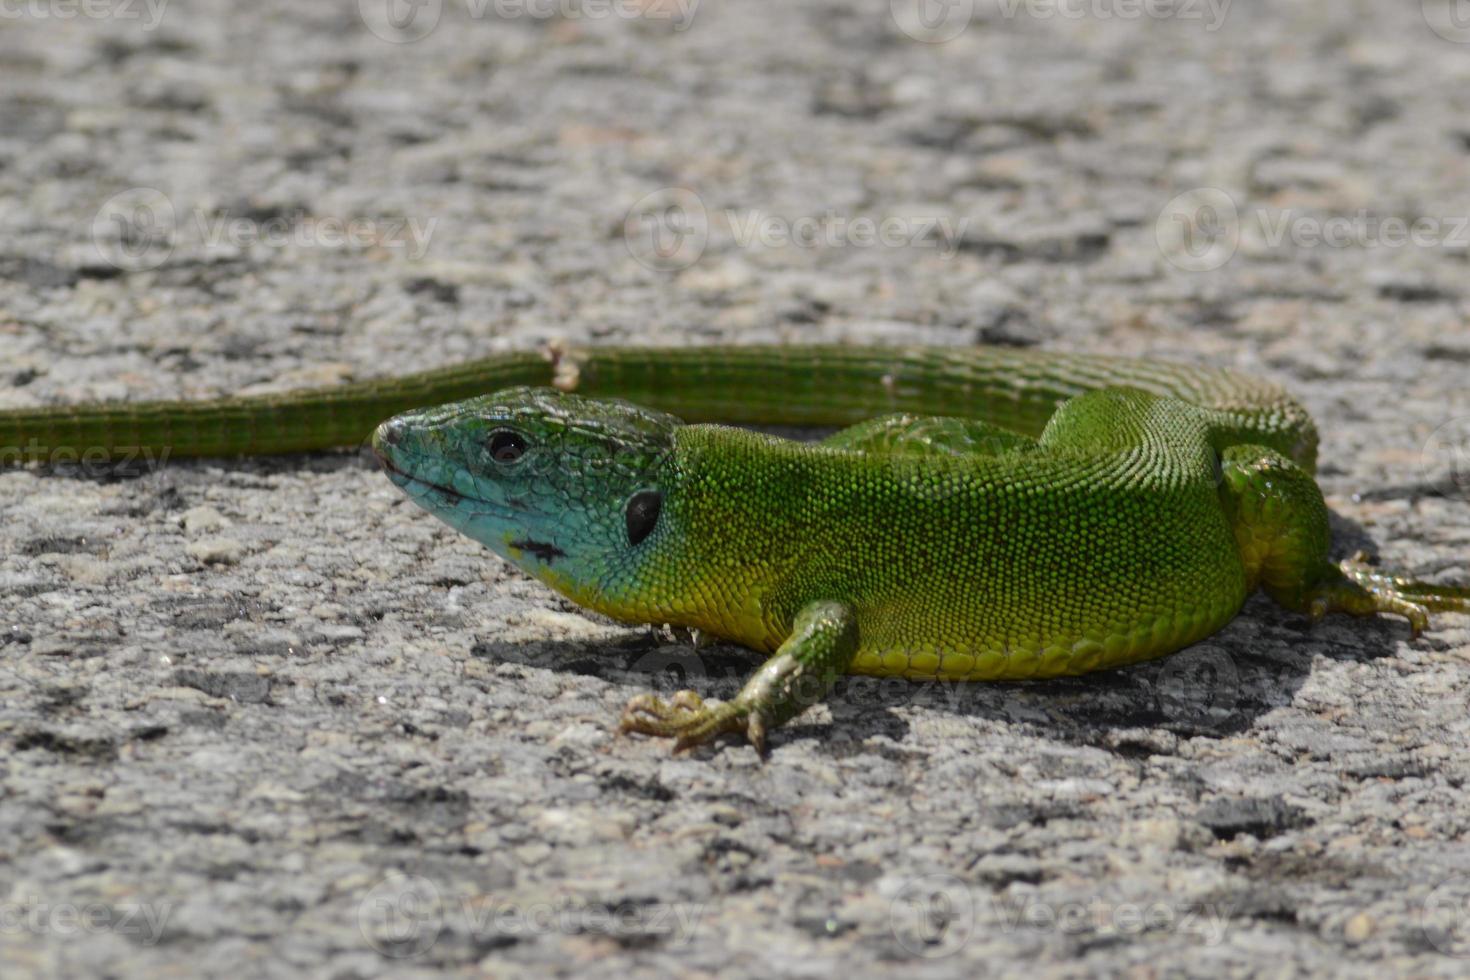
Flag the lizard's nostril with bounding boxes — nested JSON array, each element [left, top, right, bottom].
[[376, 418, 405, 447]]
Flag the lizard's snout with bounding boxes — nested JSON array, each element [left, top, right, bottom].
[[371, 417, 413, 480]]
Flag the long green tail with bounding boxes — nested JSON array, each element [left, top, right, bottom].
[[0, 351, 551, 462], [0, 345, 1318, 469]]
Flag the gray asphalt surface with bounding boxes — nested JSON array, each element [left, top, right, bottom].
[[4, 0, 1470, 976]]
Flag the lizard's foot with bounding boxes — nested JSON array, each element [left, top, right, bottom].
[[1220, 445, 1468, 639], [1311, 551, 1470, 639], [620, 600, 859, 756], [620, 690, 764, 754]]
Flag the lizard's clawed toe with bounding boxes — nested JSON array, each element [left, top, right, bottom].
[[619, 690, 755, 754], [1308, 555, 1467, 638]]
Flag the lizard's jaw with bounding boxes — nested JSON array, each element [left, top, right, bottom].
[[375, 445, 446, 493], [373, 422, 503, 521], [373, 439, 470, 508]]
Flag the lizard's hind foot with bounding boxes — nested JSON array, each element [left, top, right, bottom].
[[1320, 551, 1470, 639]]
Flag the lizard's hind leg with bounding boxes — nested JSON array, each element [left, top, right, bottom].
[[1220, 445, 1469, 636]]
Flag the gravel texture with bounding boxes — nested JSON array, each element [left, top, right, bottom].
[[4, 0, 1470, 976]]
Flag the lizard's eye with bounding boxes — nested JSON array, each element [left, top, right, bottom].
[[487, 429, 528, 464]]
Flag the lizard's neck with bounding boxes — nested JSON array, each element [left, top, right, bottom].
[[580, 427, 820, 652]]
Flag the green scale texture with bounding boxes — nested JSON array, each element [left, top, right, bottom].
[[580, 391, 1245, 679]]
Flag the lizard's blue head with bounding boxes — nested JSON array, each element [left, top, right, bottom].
[[372, 388, 680, 609]]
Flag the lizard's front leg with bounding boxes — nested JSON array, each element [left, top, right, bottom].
[[620, 600, 859, 755]]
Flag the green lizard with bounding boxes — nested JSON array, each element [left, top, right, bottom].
[[4, 345, 1466, 752]]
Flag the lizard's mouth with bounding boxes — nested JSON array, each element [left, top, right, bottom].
[[373, 445, 468, 504], [373, 443, 526, 523], [374, 443, 564, 564], [370, 419, 544, 548]]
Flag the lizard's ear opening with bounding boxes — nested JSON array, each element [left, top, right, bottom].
[[625, 489, 663, 546]]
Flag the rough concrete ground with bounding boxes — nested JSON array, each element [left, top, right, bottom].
[[4, 0, 1470, 976]]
